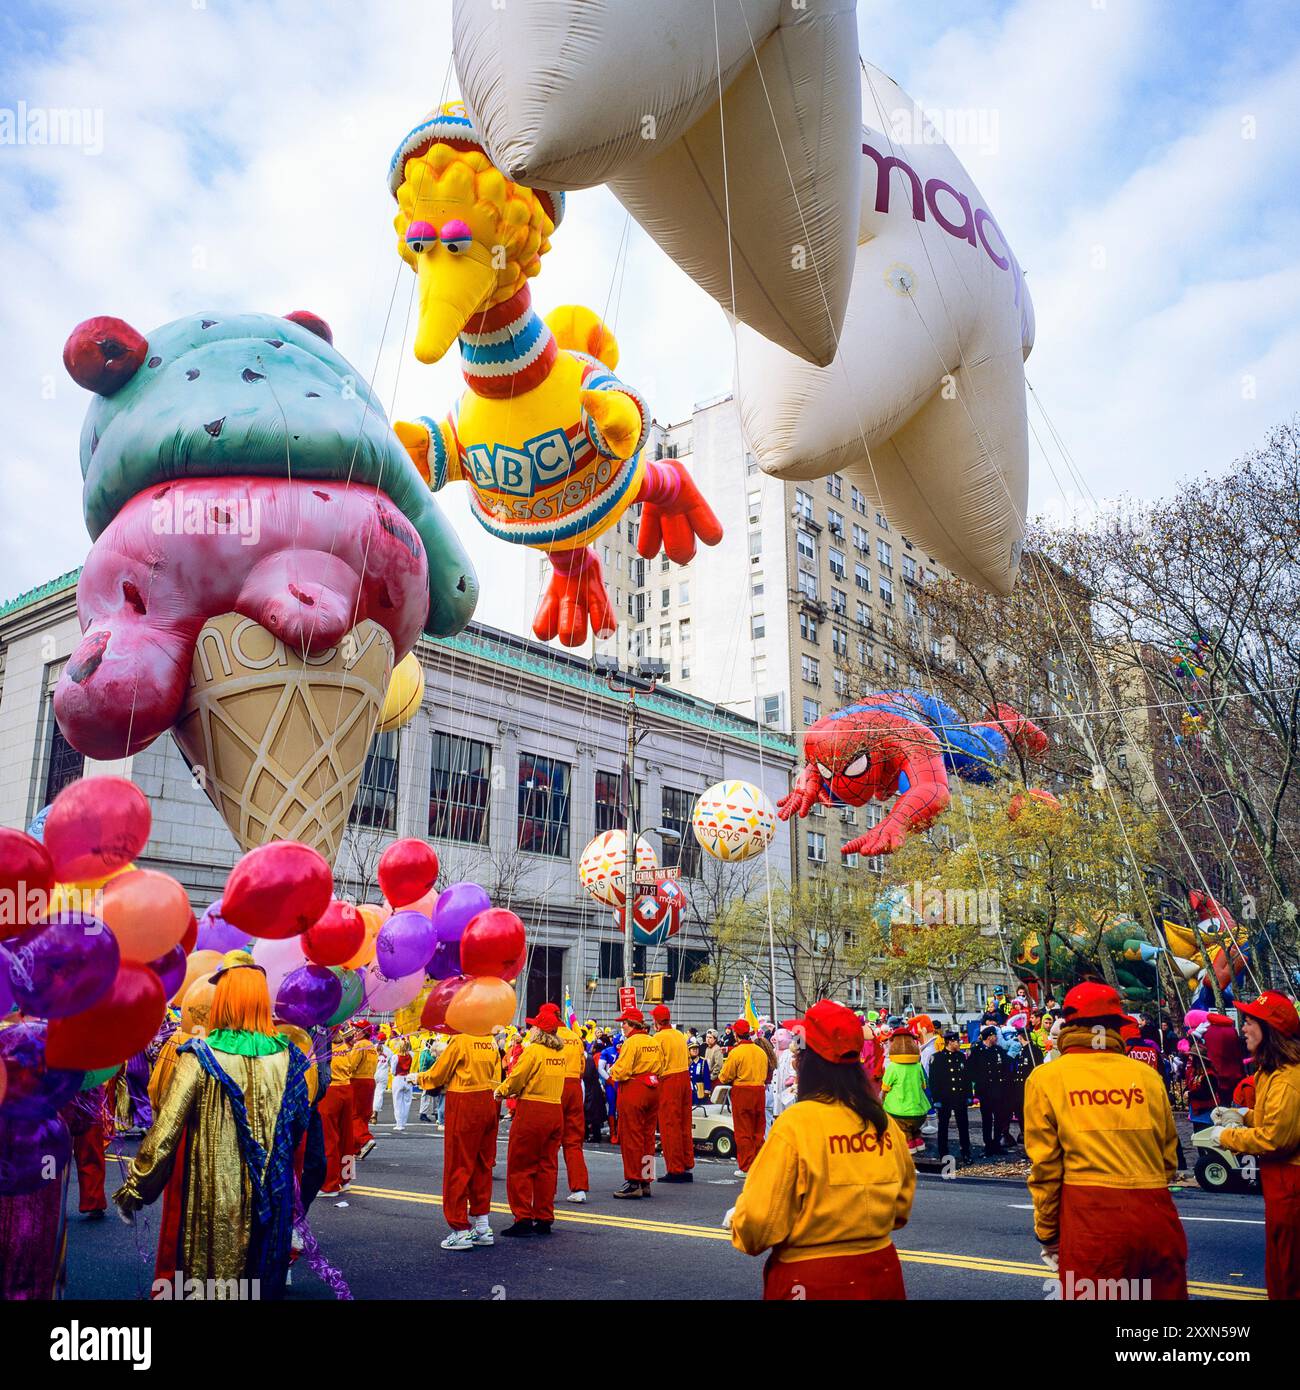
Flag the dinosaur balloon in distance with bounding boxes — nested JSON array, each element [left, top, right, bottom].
[[778, 689, 1048, 859], [388, 104, 723, 648]]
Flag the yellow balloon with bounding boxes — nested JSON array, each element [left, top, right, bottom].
[[445, 978, 516, 1035], [342, 904, 386, 969], [377, 653, 425, 733]]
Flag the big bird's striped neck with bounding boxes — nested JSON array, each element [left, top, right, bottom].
[[458, 285, 557, 399]]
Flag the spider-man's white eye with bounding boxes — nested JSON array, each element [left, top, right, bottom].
[[816, 762, 833, 780], [843, 754, 869, 778]]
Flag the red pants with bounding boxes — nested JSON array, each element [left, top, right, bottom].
[[1261, 1161, 1300, 1300], [658, 1071, 694, 1173], [763, 1245, 906, 1301], [443, 1089, 499, 1230], [731, 1084, 767, 1172], [618, 1077, 660, 1183], [72, 1124, 107, 1213], [319, 1084, 354, 1193], [506, 1098, 563, 1222], [1058, 1184, 1188, 1300], [350, 1078, 376, 1149], [561, 1078, 589, 1193]]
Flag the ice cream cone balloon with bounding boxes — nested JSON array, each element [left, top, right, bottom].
[[171, 612, 393, 862]]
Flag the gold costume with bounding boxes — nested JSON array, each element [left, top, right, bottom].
[[116, 1043, 316, 1288]]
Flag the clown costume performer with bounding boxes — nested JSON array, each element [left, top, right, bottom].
[[113, 952, 316, 1298]]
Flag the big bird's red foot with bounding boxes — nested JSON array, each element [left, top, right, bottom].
[[532, 547, 617, 648], [636, 459, 724, 566]]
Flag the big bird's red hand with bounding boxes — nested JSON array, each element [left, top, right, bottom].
[[637, 458, 724, 566]]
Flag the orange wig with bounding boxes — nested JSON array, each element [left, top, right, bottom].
[[208, 966, 275, 1035]]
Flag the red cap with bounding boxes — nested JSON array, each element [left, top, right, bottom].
[[1234, 990, 1300, 1038], [783, 1000, 864, 1063], [651, 1005, 671, 1023], [1062, 982, 1126, 1022], [1119, 1016, 1140, 1043], [526, 1003, 562, 1032], [618, 1007, 645, 1025], [732, 1019, 751, 1038]]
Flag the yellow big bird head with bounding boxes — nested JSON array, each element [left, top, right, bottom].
[[388, 102, 563, 364]]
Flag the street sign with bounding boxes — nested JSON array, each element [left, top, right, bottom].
[[633, 866, 680, 885], [618, 985, 637, 1013]]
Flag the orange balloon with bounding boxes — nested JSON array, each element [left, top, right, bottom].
[[342, 904, 386, 969], [181, 977, 216, 1035], [445, 977, 516, 1035], [101, 869, 192, 963], [172, 949, 222, 1007]]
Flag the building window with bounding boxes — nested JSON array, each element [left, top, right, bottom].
[[829, 547, 846, 580], [518, 753, 571, 857], [833, 669, 848, 697], [851, 486, 867, 515], [41, 674, 84, 807], [877, 539, 892, 568], [879, 577, 894, 606], [830, 588, 847, 616], [874, 979, 890, 1007], [761, 694, 782, 725], [679, 582, 690, 604], [600, 939, 646, 977], [797, 571, 819, 602], [827, 509, 845, 536], [748, 530, 762, 560], [802, 654, 820, 684], [351, 730, 399, 831], [802, 696, 820, 726], [855, 562, 870, 592], [852, 523, 869, 552], [796, 531, 817, 567], [751, 613, 766, 639], [799, 611, 818, 643], [832, 627, 848, 657], [661, 786, 701, 877], [795, 489, 814, 521], [902, 554, 917, 583], [875, 512, 890, 530], [826, 474, 843, 499], [806, 831, 827, 863], [883, 652, 899, 678], [428, 732, 491, 844]]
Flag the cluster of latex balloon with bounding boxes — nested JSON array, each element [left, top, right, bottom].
[[170, 836, 527, 1038], [0, 776, 191, 1195]]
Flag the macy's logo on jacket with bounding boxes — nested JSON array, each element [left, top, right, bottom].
[[828, 1129, 894, 1155], [1067, 1086, 1146, 1109]]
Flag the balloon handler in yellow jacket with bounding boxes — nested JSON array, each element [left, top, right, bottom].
[[718, 1019, 773, 1177], [727, 1001, 916, 1301], [388, 104, 723, 649], [495, 1004, 569, 1237], [609, 1008, 663, 1199], [1209, 990, 1300, 1299], [412, 1028, 503, 1251], [1023, 982, 1188, 1299]]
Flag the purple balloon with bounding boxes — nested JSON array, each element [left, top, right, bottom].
[[4, 913, 120, 1018], [0, 1107, 71, 1196], [276, 964, 343, 1030], [426, 937, 462, 981], [0, 1022, 83, 1117], [433, 883, 491, 944], [148, 944, 188, 1000], [0, 965, 12, 1019], [195, 898, 250, 955], [376, 909, 437, 979]]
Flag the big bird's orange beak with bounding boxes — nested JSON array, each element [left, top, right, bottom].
[[413, 248, 498, 365]]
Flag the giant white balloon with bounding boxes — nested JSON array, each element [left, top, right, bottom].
[[738, 64, 1036, 596], [452, 0, 861, 367]]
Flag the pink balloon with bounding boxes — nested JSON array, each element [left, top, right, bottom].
[[1184, 1009, 1209, 1031], [361, 962, 425, 1012], [251, 935, 307, 1002], [43, 776, 150, 882]]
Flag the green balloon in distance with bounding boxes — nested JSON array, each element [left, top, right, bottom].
[[324, 967, 364, 1027], [80, 1065, 118, 1091]]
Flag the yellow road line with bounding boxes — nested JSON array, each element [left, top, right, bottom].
[[343, 1185, 1265, 1298]]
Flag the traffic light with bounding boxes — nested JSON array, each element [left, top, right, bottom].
[[643, 972, 665, 1004]]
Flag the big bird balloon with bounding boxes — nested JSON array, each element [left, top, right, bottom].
[[388, 104, 723, 648]]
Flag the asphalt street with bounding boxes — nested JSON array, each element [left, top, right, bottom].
[[64, 1117, 1268, 1302]]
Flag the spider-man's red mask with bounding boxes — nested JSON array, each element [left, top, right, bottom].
[[804, 724, 893, 806]]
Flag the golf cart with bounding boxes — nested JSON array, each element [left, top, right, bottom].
[[1191, 1109, 1258, 1194], [692, 1084, 736, 1160]]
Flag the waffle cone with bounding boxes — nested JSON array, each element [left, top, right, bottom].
[[172, 612, 394, 862]]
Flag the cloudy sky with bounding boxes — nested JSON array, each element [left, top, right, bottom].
[[2, 0, 1298, 633]]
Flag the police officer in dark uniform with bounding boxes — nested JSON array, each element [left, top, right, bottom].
[[928, 1030, 973, 1164]]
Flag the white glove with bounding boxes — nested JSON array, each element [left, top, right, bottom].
[[721, 1205, 735, 1232], [1192, 1020, 1210, 1040], [1039, 1240, 1059, 1272], [1211, 1107, 1246, 1126], [1205, 1125, 1226, 1145]]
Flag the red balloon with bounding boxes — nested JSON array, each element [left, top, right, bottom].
[[459, 909, 527, 982], [302, 901, 366, 967], [378, 839, 440, 909], [0, 829, 54, 938], [420, 974, 469, 1032], [180, 910, 199, 955], [45, 962, 166, 1070], [43, 776, 151, 883], [222, 842, 332, 940]]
